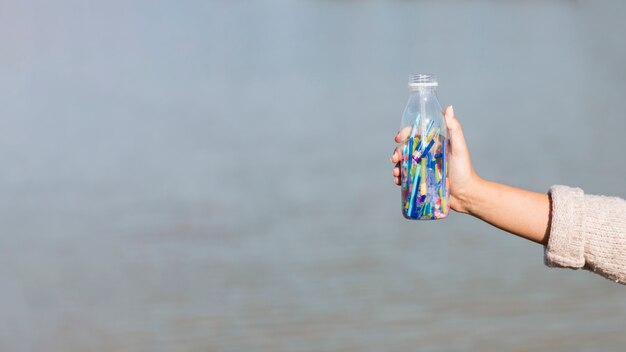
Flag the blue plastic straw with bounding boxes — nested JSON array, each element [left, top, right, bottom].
[[407, 167, 420, 215], [424, 119, 434, 138], [404, 115, 420, 202], [441, 137, 446, 193], [421, 139, 435, 157]]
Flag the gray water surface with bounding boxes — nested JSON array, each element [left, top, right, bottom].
[[1, 1, 626, 351]]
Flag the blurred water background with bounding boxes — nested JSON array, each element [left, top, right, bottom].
[[1, 1, 626, 351]]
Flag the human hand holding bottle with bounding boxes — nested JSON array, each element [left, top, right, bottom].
[[390, 105, 551, 245], [392, 106, 480, 214]]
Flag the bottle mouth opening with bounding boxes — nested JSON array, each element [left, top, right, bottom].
[[408, 74, 438, 88]]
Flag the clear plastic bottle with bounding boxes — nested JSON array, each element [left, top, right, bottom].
[[399, 74, 449, 220]]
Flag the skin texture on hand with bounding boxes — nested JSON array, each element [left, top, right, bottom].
[[391, 106, 551, 245]]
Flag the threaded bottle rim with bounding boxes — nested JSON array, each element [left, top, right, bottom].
[[408, 74, 438, 88]]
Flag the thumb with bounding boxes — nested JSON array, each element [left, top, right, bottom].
[[443, 106, 468, 153]]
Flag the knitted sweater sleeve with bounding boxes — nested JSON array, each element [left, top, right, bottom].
[[545, 185, 626, 284]]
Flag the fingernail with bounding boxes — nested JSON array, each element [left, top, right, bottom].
[[449, 106, 455, 117]]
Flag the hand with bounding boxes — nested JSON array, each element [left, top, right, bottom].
[[390, 106, 480, 213]]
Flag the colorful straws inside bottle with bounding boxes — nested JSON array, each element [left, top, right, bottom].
[[401, 116, 449, 220]]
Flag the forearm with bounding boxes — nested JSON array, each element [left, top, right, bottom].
[[460, 178, 551, 245]]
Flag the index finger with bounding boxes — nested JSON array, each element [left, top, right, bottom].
[[394, 126, 413, 143]]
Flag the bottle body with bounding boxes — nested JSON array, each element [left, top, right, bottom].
[[400, 75, 449, 220]]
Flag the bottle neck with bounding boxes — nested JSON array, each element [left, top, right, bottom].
[[409, 87, 437, 96], [409, 87, 437, 93]]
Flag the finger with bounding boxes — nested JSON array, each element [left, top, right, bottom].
[[443, 105, 468, 153], [393, 176, 400, 185], [394, 126, 413, 143], [392, 165, 400, 177], [390, 145, 403, 163]]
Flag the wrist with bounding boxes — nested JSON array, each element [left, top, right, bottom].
[[455, 174, 485, 215]]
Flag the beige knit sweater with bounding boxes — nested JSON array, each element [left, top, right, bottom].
[[545, 185, 626, 284]]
